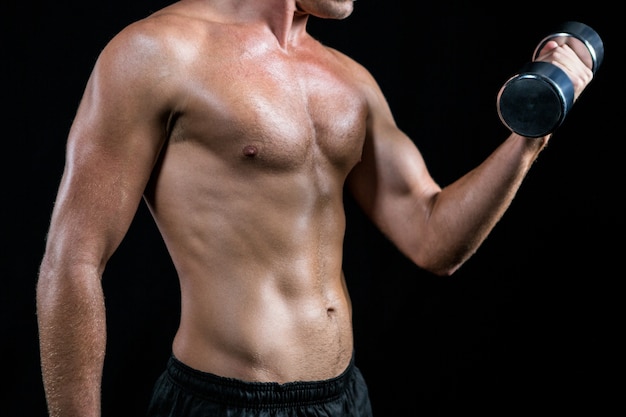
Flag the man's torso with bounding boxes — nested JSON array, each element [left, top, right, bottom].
[[141, 6, 370, 383]]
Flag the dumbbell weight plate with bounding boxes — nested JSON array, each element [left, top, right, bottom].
[[497, 62, 574, 138]]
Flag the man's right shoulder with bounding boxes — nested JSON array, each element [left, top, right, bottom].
[[98, 12, 210, 72], [114, 12, 200, 50]]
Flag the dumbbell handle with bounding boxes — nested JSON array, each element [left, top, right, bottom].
[[533, 21, 603, 72], [497, 21, 603, 138]]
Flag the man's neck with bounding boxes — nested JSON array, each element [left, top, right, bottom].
[[182, 0, 308, 48]]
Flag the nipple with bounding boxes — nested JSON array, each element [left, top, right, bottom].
[[242, 145, 258, 157]]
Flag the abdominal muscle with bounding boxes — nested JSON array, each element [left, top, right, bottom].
[[171, 264, 354, 384], [147, 157, 355, 384]]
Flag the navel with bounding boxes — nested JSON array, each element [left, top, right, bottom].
[[242, 145, 258, 157]]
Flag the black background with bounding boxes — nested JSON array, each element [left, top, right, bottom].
[[2, 2, 622, 416]]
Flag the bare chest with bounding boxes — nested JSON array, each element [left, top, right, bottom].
[[169, 54, 367, 173]]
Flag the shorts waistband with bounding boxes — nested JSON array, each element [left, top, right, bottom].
[[165, 354, 356, 407]]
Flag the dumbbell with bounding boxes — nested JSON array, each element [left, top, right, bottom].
[[496, 21, 604, 138]]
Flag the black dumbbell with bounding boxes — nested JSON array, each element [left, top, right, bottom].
[[497, 21, 604, 138]]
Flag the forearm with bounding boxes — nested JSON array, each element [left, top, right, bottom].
[[36, 265, 107, 417], [421, 133, 548, 275]]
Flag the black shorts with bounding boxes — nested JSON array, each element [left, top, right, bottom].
[[146, 354, 373, 417]]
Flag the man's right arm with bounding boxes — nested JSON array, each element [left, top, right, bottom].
[[36, 21, 175, 416]]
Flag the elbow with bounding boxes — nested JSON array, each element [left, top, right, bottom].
[[36, 254, 103, 303], [408, 249, 469, 278], [420, 262, 462, 278]]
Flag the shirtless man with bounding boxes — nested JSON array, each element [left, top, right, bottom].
[[35, 1, 595, 416]]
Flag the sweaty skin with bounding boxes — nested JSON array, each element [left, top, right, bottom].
[[36, 1, 593, 416]]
